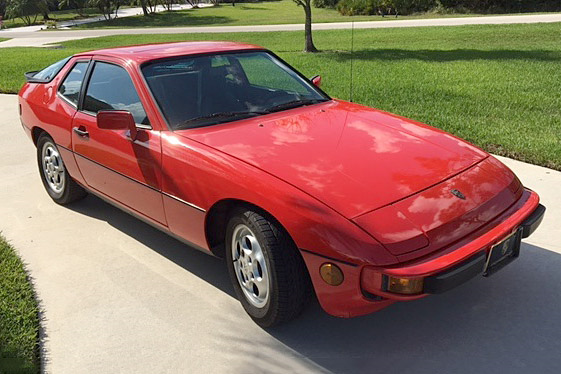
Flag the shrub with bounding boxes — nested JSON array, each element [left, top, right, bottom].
[[313, 0, 339, 8], [436, 1, 561, 13], [336, 0, 561, 15], [337, 0, 437, 16], [337, 0, 374, 16], [5, 0, 47, 25]]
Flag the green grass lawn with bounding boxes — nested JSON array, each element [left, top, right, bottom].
[[0, 22, 560, 169], [2, 8, 101, 29], [75, 0, 553, 29], [0, 38, 8, 43], [0, 236, 40, 374]]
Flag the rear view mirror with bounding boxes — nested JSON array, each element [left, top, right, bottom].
[[97, 110, 137, 140], [311, 75, 322, 88]]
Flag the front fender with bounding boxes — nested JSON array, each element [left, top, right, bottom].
[[160, 131, 398, 267]]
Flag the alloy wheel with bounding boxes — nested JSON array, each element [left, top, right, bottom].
[[41, 142, 65, 194], [231, 224, 270, 308]]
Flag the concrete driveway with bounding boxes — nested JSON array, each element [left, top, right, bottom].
[[1, 93, 560, 373]]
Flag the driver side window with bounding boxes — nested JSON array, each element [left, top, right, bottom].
[[83, 62, 149, 126]]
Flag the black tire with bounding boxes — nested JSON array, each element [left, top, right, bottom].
[[225, 208, 312, 327], [37, 133, 87, 205]]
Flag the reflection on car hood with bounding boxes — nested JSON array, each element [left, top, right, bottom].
[[177, 100, 488, 218]]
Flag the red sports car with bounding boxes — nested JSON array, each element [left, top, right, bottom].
[[19, 42, 545, 327]]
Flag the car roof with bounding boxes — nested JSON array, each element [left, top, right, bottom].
[[74, 41, 265, 64]]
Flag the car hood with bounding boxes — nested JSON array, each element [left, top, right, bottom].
[[177, 100, 487, 218]]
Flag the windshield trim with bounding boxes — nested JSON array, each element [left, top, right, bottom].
[[139, 49, 331, 131]]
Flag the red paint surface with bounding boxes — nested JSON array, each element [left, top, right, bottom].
[[19, 42, 542, 317]]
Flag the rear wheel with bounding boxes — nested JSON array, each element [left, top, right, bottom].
[[226, 208, 311, 327], [37, 133, 87, 204]]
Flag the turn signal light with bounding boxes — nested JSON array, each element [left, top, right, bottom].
[[320, 263, 344, 286], [385, 276, 424, 295]]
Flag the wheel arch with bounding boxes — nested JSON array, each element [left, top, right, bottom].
[[32, 126, 87, 189], [204, 198, 298, 259], [31, 126, 48, 146]]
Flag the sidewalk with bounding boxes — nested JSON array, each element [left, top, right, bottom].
[[1, 12, 561, 48], [0, 4, 204, 33]]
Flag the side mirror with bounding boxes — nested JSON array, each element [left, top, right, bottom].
[[311, 75, 322, 88], [97, 110, 137, 140]]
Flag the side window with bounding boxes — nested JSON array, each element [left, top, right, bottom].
[[59, 61, 89, 106], [83, 62, 149, 125]]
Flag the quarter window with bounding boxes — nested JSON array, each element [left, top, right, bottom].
[[59, 61, 89, 106], [83, 62, 149, 125], [34, 57, 70, 81]]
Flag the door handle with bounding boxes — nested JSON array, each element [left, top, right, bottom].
[[73, 126, 89, 138]]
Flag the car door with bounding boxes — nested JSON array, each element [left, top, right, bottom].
[[71, 58, 166, 226], [40, 57, 92, 186]]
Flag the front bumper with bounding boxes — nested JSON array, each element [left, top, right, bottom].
[[303, 189, 544, 318], [424, 202, 545, 294]]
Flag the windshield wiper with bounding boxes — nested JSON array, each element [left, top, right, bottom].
[[176, 110, 268, 129], [266, 99, 328, 113]]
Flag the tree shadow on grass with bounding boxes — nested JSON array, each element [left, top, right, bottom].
[[239, 5, 270, 10], [84, 13, 232, 28], [322, 48, 561, 63]]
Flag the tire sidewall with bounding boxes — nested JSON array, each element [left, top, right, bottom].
[[37, 134, 66, 202], [225, 212, 276, 322]]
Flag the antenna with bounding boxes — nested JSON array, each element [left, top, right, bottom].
[[349, 21, 354, 102]]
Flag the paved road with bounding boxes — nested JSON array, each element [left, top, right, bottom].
[[1, 93, 560, 373], [0, 4, 198, 33], [1, 13, 561, 47]]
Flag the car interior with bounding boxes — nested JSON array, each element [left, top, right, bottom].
[[143, 53, 315, 129]]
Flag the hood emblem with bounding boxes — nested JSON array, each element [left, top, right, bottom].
[[451, 189, 466, 200]]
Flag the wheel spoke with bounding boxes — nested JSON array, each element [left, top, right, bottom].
[[42, 143, 65, 194], [231, 224, 270, 308]]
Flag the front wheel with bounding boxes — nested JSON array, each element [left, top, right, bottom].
[[37, 133, 87, 204], [226, 209, 311, 327]]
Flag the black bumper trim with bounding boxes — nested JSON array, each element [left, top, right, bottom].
[[423, 203, 545, 294], [520, 203, 546, 238], [424, 251, 487, 294]]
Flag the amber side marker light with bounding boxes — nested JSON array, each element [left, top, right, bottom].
[[385, 275, 424, 295], [320, 263, 344, 286]]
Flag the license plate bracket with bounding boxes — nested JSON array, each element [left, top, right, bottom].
[[483, 228, 522, 277]]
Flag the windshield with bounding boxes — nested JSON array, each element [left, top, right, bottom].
[[32, 57, 71, 81], [142, 51, 329, 129]]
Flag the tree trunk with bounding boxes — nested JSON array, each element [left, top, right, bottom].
[[141, 0, 149, 16], [303, 2, 318, 53]]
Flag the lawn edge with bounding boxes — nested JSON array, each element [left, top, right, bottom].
[[0, 233, 44, 374]]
